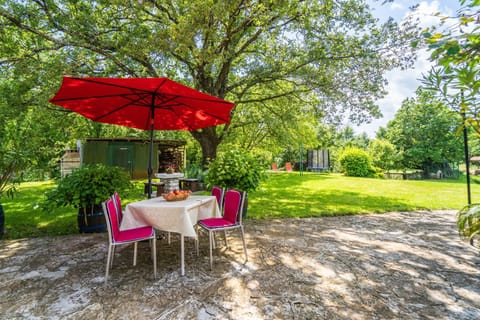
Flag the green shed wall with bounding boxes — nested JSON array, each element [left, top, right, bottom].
[[83, 140, 162, 179]]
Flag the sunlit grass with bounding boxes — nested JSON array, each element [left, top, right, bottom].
[[1, 180, 147, 240], [1, 173, 477, 239], [248, 172, 478, 219]]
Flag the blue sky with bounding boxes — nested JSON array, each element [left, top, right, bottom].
[[352, 0, 462, 137]]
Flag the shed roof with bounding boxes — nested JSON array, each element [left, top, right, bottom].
[[85, 138, 186, 147]]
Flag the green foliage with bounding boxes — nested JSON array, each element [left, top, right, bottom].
[[338, 147, 375, 178], [43, 164, 133, 209], [422, 1, 480, 138], [368, 139, 397, 171], [205, 147, 266, 192], [0, 161, 17, 202], [384, 89, 463, 172], [456, 203, 480, 247], [0, 0, 420, 167]]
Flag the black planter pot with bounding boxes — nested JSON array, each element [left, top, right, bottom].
[[77, 204, 107, 233], [0, 204, 4, 239]]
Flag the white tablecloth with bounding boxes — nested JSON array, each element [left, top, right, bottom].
[[120, 195, 219, 238]]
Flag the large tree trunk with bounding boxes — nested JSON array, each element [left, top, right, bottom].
[[191, 126, 222, 168]]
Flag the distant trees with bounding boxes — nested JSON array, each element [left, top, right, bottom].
[[383, 89, 463, 174], [368, 139, 396, 172]]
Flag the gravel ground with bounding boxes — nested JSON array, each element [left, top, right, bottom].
[[0, 210, 479, 319]]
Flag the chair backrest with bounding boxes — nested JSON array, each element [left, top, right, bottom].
[[211, 186, 225, 211], [223, 189, 244, 224], [111, 192, 123, 222], [271, 163, 278, 171], [102, 199, 120, 243]]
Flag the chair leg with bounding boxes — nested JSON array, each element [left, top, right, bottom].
[[152, 237, 157, 279], [110, 246, 116, 268], [133, 242, 138, 266], [224, 230, 228, 248], [240, 226, 248, 262], [105, 244, 112, 285], [195, 226, 199, 256], [209, 230, 213, 270]]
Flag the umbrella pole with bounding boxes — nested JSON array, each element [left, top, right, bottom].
[[147, 95, 155, 199]]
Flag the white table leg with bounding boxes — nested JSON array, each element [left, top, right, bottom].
[[180, 234, 185, 276]]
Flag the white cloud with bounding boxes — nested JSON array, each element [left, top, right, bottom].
[[390, 2, 405, 11], [353, 0, 459, 138]]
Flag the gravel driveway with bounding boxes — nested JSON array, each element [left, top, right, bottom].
[[0, 210, 479, 319]]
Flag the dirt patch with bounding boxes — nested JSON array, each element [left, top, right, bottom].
[[0, 210, 479, 319]]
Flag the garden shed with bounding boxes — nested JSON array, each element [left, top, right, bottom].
[[60, 148, 81, 177], [82, 138, 186, 179]]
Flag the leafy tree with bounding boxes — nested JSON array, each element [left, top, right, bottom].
[[384, 89, 463, 174], [0, 0, 419, 166], [368, 139, 397, 171]]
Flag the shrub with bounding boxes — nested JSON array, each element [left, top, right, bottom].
[[43, 164, 133, 210], [338, 147, 376, 178], [205, 147, 266, 192]]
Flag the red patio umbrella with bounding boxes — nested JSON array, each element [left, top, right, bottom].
[[49, 76, 235, 198]]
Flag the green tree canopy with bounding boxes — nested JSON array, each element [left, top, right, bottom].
[[384, 89, 463, 173], [0, 0, 419, 166], [368, 139, 396, 171]]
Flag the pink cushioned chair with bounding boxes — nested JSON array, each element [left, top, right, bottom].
[[211, 186, 225, 212], [111, 192, 124, 223], [198, 189, 248, 269], [102, 199, 157, 285]]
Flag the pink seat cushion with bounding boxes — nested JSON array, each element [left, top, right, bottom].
[[115, 226, 154, 243], [199, 218, 237, 229]]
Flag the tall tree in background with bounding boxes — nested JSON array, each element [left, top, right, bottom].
[[0, 0, 419, 165], [384, 89, 463, 174]]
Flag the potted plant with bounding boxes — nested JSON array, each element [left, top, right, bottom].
[[43, 164, 133, 233], [165, 163, 176, 174], [205, 147, 266, 218], [457, 203, 480, 249]]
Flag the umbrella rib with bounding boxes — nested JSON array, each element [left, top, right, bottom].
[[160, 100, 232, 124], [50, 92, 152, 103], [69, 77, 155, 95], [93, 94, 152, 122]]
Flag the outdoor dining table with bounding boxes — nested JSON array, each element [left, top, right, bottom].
[[120, 195, 220, 275]]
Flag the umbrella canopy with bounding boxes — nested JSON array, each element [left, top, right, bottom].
[[50, 76, 235, 198]]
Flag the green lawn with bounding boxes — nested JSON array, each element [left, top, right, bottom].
[[1, 172, 478, 239], [248, 172, 479, 219]]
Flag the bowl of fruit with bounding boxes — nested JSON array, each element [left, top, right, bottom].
[[162, 189, 192, 201]]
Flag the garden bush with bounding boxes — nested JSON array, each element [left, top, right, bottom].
[[339, 147, 377, 178], [205, 147, 266, 192]]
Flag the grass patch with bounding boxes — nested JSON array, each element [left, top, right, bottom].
[[1, 173, 477, 239], [1, 181, 147, 240], [247, 172, 478, 219]]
